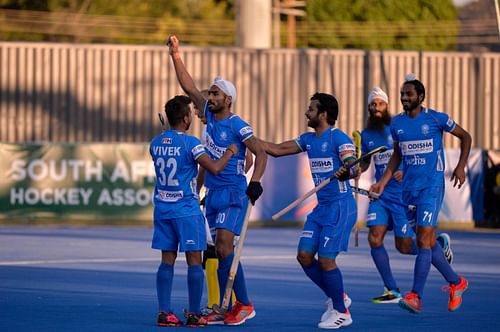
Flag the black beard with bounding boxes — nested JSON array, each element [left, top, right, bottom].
[[208, 104, 223, 114], [307, 118, 320, 129], [366, 111, 391, 131], [403, 100, 420, 113]]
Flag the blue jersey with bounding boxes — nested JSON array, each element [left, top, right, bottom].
[[361, 126, 402, 195], [295, 127, 356, 204], [203, 103, 253, 191], [390, 107, 456, 191], [149, 130, 206, 219]]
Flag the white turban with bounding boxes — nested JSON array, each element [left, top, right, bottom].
[[211, 76, 237, 105], [367, 86, 389, 105]]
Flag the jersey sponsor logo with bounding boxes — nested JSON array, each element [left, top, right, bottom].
[[373, 149, 393, 165], [162, 137, 172, 144], [192, 145, 205, 156], [310, 158, 333, 173], [239, 126, 253, 136], [205, 135, 225, 158], [301, 230, 314, 238], [157, 190, 183, 202], [151, 146, 181, 156], [367, 212, 376, 221], [405, 155, 426, 166], [400, 139, 433, 155]]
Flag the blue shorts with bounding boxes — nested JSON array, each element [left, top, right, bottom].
[[366, 193, 414, 238], [403, 186, 444, 228], [152, 214, 207, 252], [205, 188, 249, 236], [298, 196, 357, 259]]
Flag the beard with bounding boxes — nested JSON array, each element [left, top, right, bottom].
[[307, 117, 320, 129], [366, 110, 391, 131], [402, 99, 420, 112], [207, 103, 223, 114]]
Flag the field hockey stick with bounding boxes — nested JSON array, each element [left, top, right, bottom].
[[158, 112, 166, 129], [271, 146, 387, 221], [351, 186, 416, 211], [212, 204, 253, 314], [352, 130, 361, 247]]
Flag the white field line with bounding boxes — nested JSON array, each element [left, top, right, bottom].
[[0, 255, 295, 266]]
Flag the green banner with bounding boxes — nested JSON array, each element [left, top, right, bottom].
[[0, 143, 155, 223]]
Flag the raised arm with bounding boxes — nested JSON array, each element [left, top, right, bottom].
[[166, 35, 206, 112], [197, 144, 238, 175], [449, 123, 472, 189]]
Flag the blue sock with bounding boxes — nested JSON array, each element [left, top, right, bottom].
[[157, 263, 174, 313], [301, 259, 326, 293], [371, 246, 398, 291], [187, 264, 204, 314], [412, 248, 431, 298], [322, 268, 346, 313], [431, 244, 459, 284], [218, 253, 250, 306], [409, 238, 418, 255]]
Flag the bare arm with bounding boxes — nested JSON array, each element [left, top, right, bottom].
[[244, 151, 253, 173], [197, 144, 238, 175], [244, 136, 267, 182], [449, 124, 472, 189], [196, 167, 206, 193], [258, 138, 302, 157], [167, 35, 206, 112], [370, 141, 402, 195]]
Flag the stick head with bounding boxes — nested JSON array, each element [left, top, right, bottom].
[[211, 304, 227, 315]]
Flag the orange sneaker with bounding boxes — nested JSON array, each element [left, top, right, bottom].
[[398, 292, 422, 314], [156, 311, 183, 327], [445, 276, 468, 311], [224, 301, 256, 326]]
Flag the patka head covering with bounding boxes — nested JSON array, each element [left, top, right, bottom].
[[367, 86, 389, 105], [404, 73, 417, 81], [211, 76, 237, 105]]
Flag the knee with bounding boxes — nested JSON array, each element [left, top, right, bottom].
[[215, 243, 232, 259], [318, 257, 337, 271], [368, 231, 383, 248], [296, 252, 313, 267], [395, 241, 411, 254]]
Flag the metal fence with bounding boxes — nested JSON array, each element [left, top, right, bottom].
[[0, 42, 498, 149]]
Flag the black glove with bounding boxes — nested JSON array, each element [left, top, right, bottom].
[[199, 195, 206, 207], [246, 181, 263, 205]]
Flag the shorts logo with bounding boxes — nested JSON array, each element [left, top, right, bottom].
[[367, 213, 376, 221], [301, 230, 314, 238], [400, 139, 433, 155], [185, 240, 195, 245]]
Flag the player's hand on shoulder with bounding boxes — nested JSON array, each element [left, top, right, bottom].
[[246, 181, 263, 205]]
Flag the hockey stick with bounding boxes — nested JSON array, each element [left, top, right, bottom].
[[352, 130, 361, 247], [351, 186, 416, 211], [212, 203, 253, 314], [271, 146, 387, 220], [158, 112, 166, 129]]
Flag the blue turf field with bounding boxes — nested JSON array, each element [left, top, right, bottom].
[[1, 226, 499, 331]]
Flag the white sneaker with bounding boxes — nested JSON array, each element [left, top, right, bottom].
[[318, 309, 352, 329], [320, 293, 352, 322]]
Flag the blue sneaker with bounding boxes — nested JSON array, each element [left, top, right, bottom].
[[437, 233, 453, 264]]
